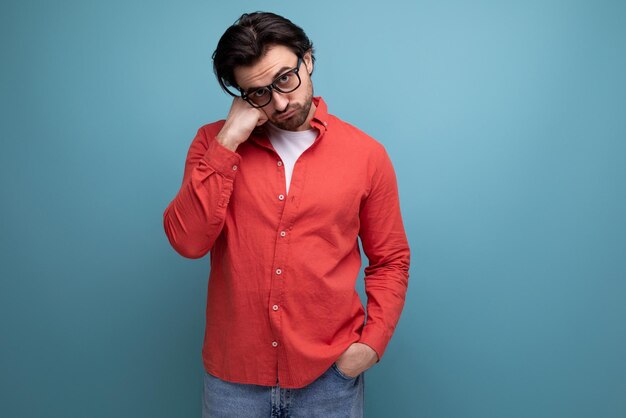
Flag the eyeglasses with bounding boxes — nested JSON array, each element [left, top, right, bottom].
[[228, 56, 303, 108]]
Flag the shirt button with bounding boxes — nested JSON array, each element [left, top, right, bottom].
[[272, 341, 278, 347], [275, 268, 282, 275], [277, 161, 283, 167], [272, 305, 279, 311], [278, 194, 285, 201], [232, 165, 238, 171], [280, 231, 286, 237]]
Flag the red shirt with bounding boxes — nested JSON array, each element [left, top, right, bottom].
[[163, 97, 410, 388]]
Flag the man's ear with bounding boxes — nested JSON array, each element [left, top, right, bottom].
[[303, 50, 314, 75]]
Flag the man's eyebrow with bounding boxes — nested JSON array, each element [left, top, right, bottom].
[[246, 66, 293, 92]]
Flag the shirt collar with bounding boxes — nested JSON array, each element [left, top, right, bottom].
[[309, 96, 330, 131]]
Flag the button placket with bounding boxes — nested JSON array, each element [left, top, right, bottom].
[[268, 152, 297, 381]]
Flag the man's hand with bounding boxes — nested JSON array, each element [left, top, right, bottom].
[[334, 342, 379, 378], [216, 97, 268, 151]]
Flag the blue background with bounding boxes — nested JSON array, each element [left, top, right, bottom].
[[2, 1, 625, 417]]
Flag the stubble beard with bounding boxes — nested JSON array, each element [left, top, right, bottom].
[[270, 88, 314, 131]]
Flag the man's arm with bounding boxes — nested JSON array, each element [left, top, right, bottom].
[[163, 98, 266, 258], [335, 145, 410, 378], [357, 145, 411, 362], [162, 124, 241, 258]]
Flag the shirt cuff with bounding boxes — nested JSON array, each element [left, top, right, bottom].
[[358, 324, 390, 363], [202, 135, 242, 180]]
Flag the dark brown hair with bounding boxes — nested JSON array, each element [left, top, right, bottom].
[[212, 12, 315, 93]]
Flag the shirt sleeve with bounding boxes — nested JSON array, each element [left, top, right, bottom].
[[163, 123, 241, 259], [357, 145, 411, 361]]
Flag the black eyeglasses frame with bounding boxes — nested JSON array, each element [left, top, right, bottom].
[[224, 56, 304, 109]]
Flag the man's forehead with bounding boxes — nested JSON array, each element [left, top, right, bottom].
[[234, 45, 297, 90]]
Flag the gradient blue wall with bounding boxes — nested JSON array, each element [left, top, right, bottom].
[[2, 1, 625, 417]]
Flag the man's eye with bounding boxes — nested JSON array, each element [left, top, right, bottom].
[[277, 74, 291, 84], [252, 88, 269, 97]]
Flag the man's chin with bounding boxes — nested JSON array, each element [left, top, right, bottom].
[[271, 114, 307, 131]]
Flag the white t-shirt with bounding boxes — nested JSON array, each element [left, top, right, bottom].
[[266, 122, 317, 194]]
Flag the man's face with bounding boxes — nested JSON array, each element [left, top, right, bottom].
[[234, 44, 315, 131]]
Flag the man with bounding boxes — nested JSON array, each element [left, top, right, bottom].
[[163, 11, 410, 417]]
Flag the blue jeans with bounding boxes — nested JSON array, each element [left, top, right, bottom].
[[202, 364, 364, 417]]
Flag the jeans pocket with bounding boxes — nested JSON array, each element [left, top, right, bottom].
[[331, 363, 358, 380]]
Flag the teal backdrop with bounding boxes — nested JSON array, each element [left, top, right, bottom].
[[2, 1, 625, 417]]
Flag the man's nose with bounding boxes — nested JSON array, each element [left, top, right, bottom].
[[271, 90, 289, 112]]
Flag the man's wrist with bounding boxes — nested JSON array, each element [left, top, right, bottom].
[[215, 131, 239, 152]]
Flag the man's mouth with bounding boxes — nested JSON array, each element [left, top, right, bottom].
[[276, 108, 296, 120]]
